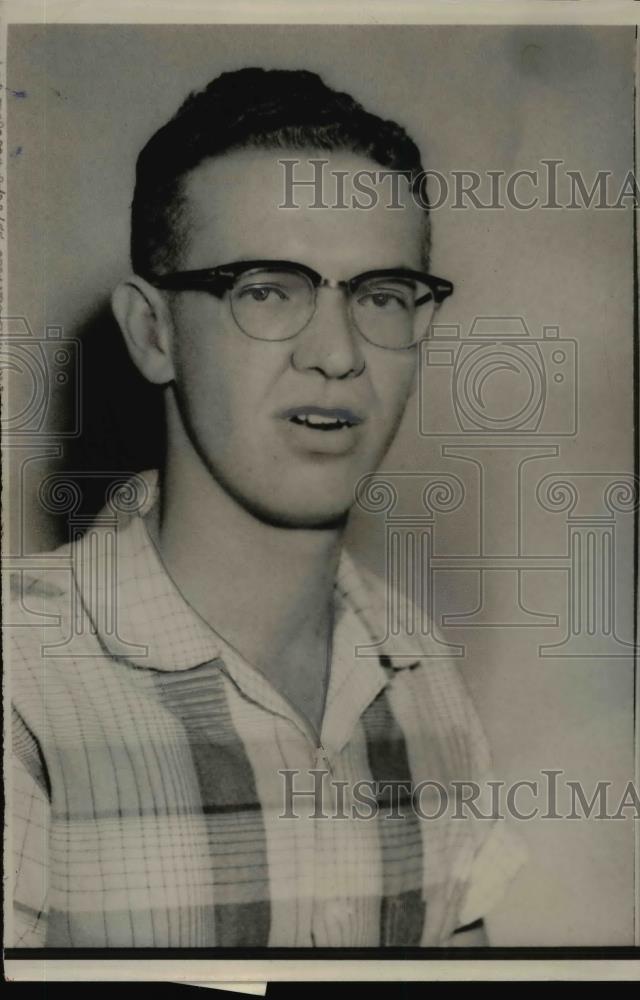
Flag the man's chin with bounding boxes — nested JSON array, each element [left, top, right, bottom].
[[192, 445, 356, 529], [242, 492, 352, 531]]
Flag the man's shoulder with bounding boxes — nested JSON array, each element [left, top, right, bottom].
[[341, 555, 485, 750], [5, 538, 91, 698], [6, 497, 146, 635], [343, 550, 465, 669], [6, 541, 76, 625]]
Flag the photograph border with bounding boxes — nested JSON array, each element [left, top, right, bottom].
[[2, 0, 639, 985]]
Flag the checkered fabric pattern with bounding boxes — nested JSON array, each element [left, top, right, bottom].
[[8, 471, 526, 947]]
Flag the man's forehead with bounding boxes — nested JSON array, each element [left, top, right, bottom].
[[180, 147, 426, 270], [184, 146, 418, 206]]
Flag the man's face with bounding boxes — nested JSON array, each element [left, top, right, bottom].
[[165, 148, 427, 527]]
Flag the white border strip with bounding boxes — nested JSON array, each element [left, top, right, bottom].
[[1, 0, 13, 954], [5, 960, 640, 982], [635, 17, 640, 954], [4, 0, 640, 27]]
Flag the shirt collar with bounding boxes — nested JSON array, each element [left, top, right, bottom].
[[76, 470, 422, 674]]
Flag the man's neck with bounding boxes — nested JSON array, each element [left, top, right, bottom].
[[146, 444, 346, 726]]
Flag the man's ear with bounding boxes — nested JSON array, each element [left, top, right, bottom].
[[111, 276, 176, 385]]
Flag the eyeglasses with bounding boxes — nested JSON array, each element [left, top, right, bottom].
[[147, 259, 453, 350]]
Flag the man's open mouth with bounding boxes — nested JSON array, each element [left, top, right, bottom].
[[290, 414, 352, 431], [280, 406, 363, 431]]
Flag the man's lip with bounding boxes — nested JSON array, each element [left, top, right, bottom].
[[278, 406, 364, 426]]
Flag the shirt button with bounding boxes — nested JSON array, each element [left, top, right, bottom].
[[312, 746, 332, 772]]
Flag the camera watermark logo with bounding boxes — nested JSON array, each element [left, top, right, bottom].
[[1, 314, 149, 657], [354, 314, 636, 659], [0, 315, 82, 437], [419, 317, 577, 438]]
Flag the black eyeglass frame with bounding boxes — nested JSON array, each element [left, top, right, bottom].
[[146, 259, 454, 307], [145, 260, 453, 349]]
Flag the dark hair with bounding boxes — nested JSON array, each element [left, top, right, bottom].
[[131, 67, 431, 278]]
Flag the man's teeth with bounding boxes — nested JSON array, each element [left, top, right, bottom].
[[291, 414, 352, 429]]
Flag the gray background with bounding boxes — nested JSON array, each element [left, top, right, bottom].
[[6, 24, 636, 945]]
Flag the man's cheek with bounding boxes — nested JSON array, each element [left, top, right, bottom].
[[184, 376, 233, 441], [383, 384, 413, 427]]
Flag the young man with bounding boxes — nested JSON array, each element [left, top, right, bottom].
[[10, 68, 525, 947]]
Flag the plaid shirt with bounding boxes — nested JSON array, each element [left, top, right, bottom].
[[8, 471, 526, 947]]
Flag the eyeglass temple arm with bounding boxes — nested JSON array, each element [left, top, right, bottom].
[[144, 268, 232, 295], [416, 279, 454, 306]]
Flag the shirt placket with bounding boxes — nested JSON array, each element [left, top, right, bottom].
[[214, 644, 335, 946], [308, 608, 394, 946]]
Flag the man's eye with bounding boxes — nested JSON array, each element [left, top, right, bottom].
[[358, 290, 409, 310], [237, 285, 288, 303]]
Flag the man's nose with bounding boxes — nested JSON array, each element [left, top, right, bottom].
[[290, 286, 366, 379]]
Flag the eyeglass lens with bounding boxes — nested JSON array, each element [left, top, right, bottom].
[[229, 268, 436, 347]]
